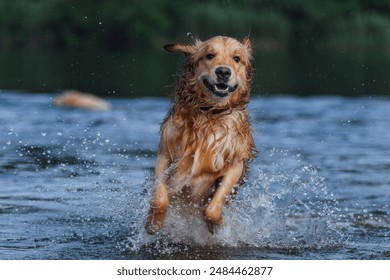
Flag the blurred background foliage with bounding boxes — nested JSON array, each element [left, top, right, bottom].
[[1, 0, 390, 96], [1, 0, 390, 52]]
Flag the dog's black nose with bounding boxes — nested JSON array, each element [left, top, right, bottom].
[[215, 67, 231, 82]]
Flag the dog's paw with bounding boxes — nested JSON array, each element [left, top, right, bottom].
[[145, 220, 161, 235], [145, 213, 164, 235], [203, 206, 224, 225]]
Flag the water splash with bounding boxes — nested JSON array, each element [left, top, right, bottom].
[[120, 148, 345, 257]]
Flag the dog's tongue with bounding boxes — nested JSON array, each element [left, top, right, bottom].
[[215, 83, 229, 92]]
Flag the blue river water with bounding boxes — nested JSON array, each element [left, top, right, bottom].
[[0, 91, 389, 259]]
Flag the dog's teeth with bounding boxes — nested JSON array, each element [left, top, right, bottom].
[[214, 84, 228, 93]]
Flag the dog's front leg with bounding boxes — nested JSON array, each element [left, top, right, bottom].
[[203, 160, 244, 225], [145, 153, 171, 235]]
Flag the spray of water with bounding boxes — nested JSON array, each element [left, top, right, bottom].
[[120, 148, 344, 256]]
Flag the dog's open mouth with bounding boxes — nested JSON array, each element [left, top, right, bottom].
[[203, 79, 238, 97]]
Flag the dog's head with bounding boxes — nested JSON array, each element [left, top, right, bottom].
[[165, 36, 253, 109]]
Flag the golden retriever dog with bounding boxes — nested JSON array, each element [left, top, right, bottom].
[[145, 36, 256, 235], [53, 90, 112, 111]]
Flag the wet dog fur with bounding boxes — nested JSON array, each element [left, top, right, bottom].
[[145, 36, 256, 235]]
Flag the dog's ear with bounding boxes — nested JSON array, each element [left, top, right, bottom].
[[242, 36, 252, 56], [164, 43, 196, 55]]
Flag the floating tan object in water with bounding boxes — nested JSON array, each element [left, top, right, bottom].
[[53, 90, 112, 111]]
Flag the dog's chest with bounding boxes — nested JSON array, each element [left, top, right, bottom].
[[167, 112, 248, 173]]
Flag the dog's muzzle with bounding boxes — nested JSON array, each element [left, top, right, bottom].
[[203, 79, 238, 98]]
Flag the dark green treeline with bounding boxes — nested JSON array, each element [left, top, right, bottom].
[[1, 0, 390, 53]]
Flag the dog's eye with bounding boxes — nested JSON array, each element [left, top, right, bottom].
[[206, 54, 214, 60], [233, 56, 241, 63]]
